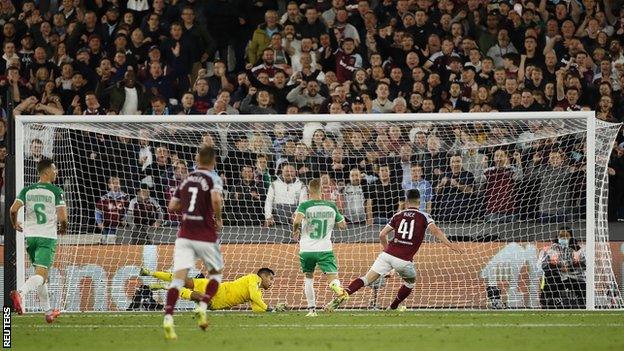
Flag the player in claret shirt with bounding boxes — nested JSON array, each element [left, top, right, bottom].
[[163, 146, 224, 340], [328, 189, 464, 311]]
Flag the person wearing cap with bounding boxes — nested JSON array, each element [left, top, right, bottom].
[[126, 183, 164, 245]]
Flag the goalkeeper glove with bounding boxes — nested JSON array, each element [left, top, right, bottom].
[[267, 303, 288, 312], [275, 302, 287, 312]]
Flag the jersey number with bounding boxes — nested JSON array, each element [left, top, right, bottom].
[[310, 219, 328, 239], [397, 219, 415, 240], [34, 204, 47, 224], [188, 187, 199, 212]]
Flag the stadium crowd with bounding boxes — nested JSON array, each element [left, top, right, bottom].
[[1, 0, 624, 237]]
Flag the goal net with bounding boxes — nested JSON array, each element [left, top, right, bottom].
[[14, 113, 623, 311]]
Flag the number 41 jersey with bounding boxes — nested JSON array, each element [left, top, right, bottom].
[[385, 207, 434, 261], [172, 169, 223, 243], [296, 199, 345, 253]]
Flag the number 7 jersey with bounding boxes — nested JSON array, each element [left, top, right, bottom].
[[172, 169, 223, 243], [385, 207, 434, 261], [296, 199, 345, 253]]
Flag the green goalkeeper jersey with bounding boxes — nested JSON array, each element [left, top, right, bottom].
[[16, 182, 66, 239], [296, 199, 345, 253]]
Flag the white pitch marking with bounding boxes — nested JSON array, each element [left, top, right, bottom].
[[19, 323, 624, 329]]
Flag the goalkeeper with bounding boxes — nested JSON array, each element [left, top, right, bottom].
[[140, 267, 286, 312]]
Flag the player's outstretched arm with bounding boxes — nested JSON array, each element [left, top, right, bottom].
[[9, 200, 24, 232], [429, 223, 464, 254]]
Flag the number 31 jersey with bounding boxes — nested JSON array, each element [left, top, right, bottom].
[[296, 199, 345, 253], [172, 169, 223, 243], [385, 207, 434, 261]]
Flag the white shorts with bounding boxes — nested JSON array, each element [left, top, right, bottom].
[[370, 252, 416, 279], [172, 238, 224, 273]]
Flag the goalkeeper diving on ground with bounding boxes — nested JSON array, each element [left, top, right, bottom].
[[140, 267, 287, 312]]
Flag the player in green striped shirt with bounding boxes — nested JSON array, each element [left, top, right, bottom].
[[292, 178, 348, 317], [10, 159, 67, 323]]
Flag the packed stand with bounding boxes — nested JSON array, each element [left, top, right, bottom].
[[1, 0, 624, 238]]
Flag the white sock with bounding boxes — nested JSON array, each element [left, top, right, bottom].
[[209, 274, 223, 283], [198, 301, 208, 311], [37, 283, 51, 312], [19, 274, 45, 295], [329, 279, 341, 289], [169, 279, 185, 290], [304, 278, 316, 309]]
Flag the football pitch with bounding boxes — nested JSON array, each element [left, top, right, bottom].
[[12, 311, 624, 351]]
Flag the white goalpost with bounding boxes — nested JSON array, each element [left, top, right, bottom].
[[13, 112, 623, 311]]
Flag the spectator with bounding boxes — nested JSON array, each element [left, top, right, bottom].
[[126, 184, 164, 244], [95, 176, 129, 245], [143, 61, 174, 102], [286, 78, 325, 110], [264, 162, 304, 226], [240, 87, 277, 114], [371, 82, 394, 113], [166, 159, 188, 224], [207, 90, 239, 115], [192, 77, 211, 113], [24, 138, 51, 185], [176, 92, 200, 115], [143, 146, 171, 209], [365, 164, 402, 225], [326, 146, 349, 183], [148, 95, 170, 115], [179, 5, 216, 68], [319, 173, 343, 211], [483, 149, 523, 222], [254, 154, 273, 192], [82, 91, 107, 115], [402, 164, 433, 213], [161, 22, 193, 85], [528, 149, 574, 222], [434, 154, 475, 222], [298, 7, 327, 42], [247, 10, 282, 66], [109, 70, 149, 115], [230, 165, 265, 226], [341, 168, 367, 224], [292, 142, 317, 183], [487, 29, 518, 68]]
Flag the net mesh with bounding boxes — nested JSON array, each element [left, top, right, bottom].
[[19, 116, 622, 311]]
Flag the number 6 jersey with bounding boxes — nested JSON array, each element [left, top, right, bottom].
[[295, 199, 345, 253], [16, 182, 66, 239], [386, 207, 434, 261]]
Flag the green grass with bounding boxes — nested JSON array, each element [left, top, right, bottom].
[[11, 311, 624, 351]]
